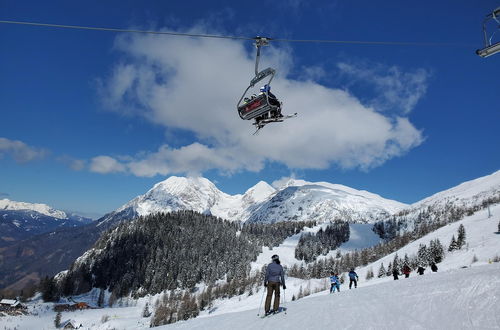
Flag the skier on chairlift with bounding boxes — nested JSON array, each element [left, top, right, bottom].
[[254, 84, 282, 123]]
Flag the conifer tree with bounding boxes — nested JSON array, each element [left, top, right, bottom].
[[366, 268, 374, 280], [54, 312, 61, 328], [386, 262, 393, 276], [97, 289, 105, 308], [457, 224, 466, 249], [448, 235, 458, 252], [393, 254, 400, 272], [378, 263, 386, 278], [417, 244, 430, 266]]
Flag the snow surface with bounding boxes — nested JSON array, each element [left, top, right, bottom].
[[0, 198, 67, 219], [163, 263, 500, 330]]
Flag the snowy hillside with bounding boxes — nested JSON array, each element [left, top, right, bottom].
[[99, 176, 406, 225], [355, 203, 500, 284], [0, 198, 67, 219], [413, 169, 500, 208], [248, 179, 406, 223], [161, 264, 500, 330]]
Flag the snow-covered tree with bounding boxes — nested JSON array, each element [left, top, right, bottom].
[[457, 224, 466, 249], [366, 268, 374, 280], [429, 239, 445, 263], [386, 262, 393, 276], [417, 244, 430, 266], [393, 254, 400, 272], [378, 263, 386, 278], [448, 235, 458, 252]]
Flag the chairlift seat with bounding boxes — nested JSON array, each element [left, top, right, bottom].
[[238, 94, 278, 120]]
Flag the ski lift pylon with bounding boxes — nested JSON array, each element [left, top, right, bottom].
[[476, 7, 500, 58]]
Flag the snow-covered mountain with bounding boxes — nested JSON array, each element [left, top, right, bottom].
[[98, 176, 406, 226], [412, 169, 500, 209], [247, 179, 406, 223], [0, 198, 67, 219], [0, 198, 92, 247], [373, 170, 500, 237]]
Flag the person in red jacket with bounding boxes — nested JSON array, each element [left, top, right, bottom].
[[402, 265, 411, 278]]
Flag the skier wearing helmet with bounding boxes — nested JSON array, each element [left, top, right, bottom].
[[264, 254, 286, 315], [257, 84, 282, 120]]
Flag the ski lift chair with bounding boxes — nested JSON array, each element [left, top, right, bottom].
[[476, 7, 500, 58]]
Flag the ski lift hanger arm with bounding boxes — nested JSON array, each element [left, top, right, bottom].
[[0, 19, 475, 47]]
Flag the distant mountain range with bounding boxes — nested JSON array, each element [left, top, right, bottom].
[[0, 199, 92, 248], [1, 170, 499, 291], [99, 176, 406, 226]]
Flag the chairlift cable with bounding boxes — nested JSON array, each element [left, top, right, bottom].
[[0, 19, 475, 47]]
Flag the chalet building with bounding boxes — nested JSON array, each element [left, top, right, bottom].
[[0, 299, 24, 309], [60, 319, 81, 329]]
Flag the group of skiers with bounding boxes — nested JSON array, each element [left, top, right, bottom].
[[263, 255, 363, 315], [263, 254, 440, 316], [329, 269, 359, 293], [392, 262, 438, 280]]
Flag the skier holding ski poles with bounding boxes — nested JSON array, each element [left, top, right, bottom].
[[264, 254, 286, 316]]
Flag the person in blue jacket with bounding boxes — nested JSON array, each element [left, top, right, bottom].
[[264, 254, 286, 315], [348, 268, 359, 289], [330, 272, 340, 293]]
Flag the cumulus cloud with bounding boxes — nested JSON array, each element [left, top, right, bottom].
[[0, 137, 47, 163], [95, 27, 426, 177], [337, 62, 431, 115], [90, 156, 126, 174]]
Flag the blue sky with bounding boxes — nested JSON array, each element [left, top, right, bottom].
[[1, 0, 499, 218]]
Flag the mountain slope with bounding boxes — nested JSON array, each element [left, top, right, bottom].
[[100, 176, 405, 226], [247, 179, 406, 223], [161, 263, 500, 330], [0, 199, 92, 248]]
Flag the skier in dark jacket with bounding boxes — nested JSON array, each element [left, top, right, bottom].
[[348, 268, 359, 289], [264, 255, 286, 315], [431, 263, 438, 272], [393, 268, 399, 280], [417, 266, 425, 275], [402, 265, 411, 278]]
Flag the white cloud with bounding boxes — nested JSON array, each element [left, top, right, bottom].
[[0, 137, 47, 163], [337, 62, 431, 114], [90, 156, 126, 174], [95, 27, 426, 177]]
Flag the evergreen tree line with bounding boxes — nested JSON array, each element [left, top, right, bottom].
[[373, 194, 499, 240], [295, 220, 350, 262], [373, 238, 446, 279], [241, 220, 317, 248], [150, 272, 264, 327], [45, 212, 315, 301], [289, 230, 447, 280]]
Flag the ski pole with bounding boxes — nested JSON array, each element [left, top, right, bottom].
[[258, 285, 266, 316], [283, 288, 287, 315]]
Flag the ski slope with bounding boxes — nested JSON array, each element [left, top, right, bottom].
[[164, 263, 500, 330], [3, 201, 499, 330]]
